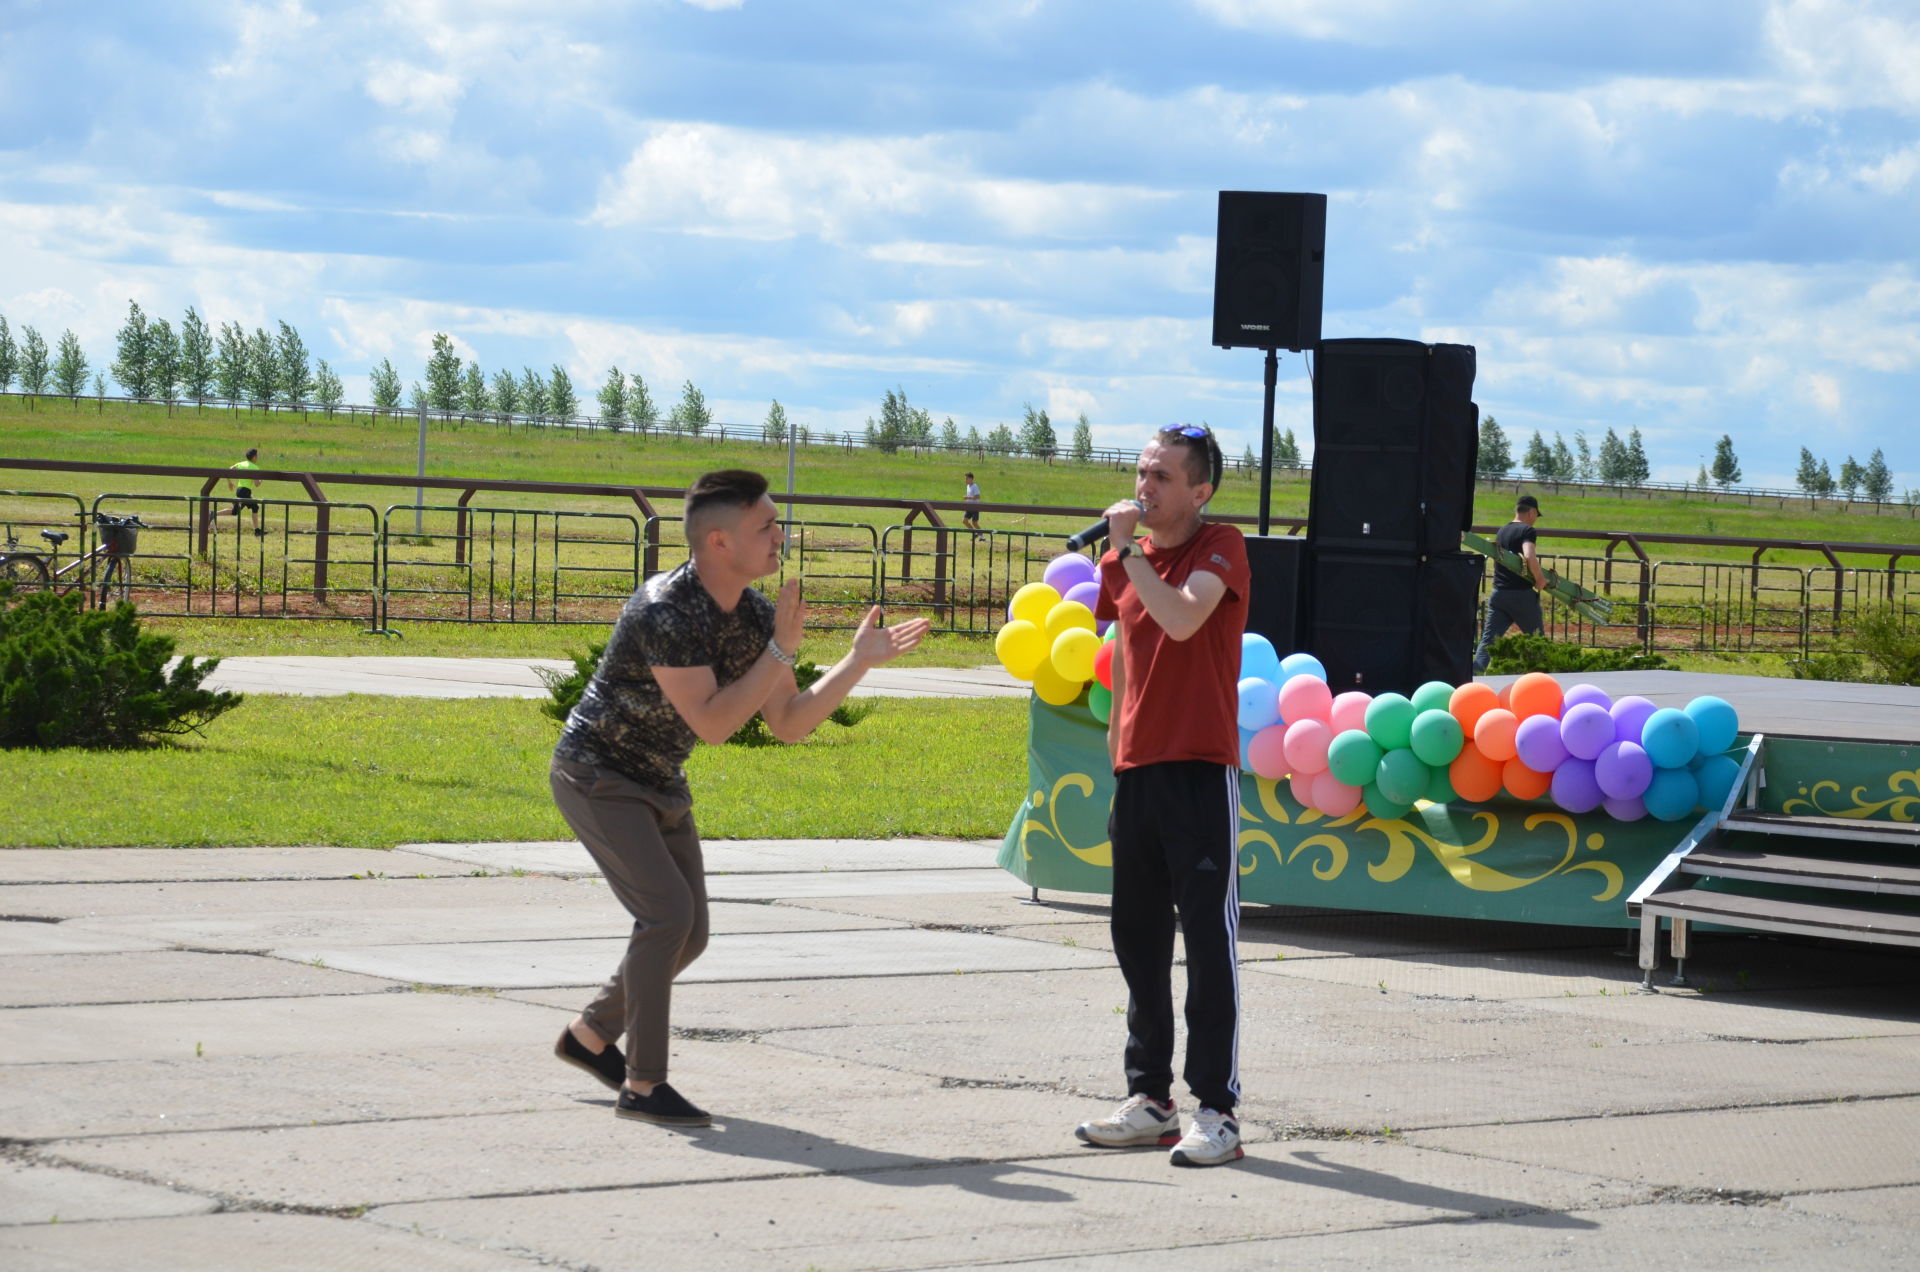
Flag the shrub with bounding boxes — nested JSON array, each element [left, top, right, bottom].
[[1482, 633, 1675, 675], [538, 645, 874, 745], [1855, 608, 1920, 686], [0, 587, 241, 749]]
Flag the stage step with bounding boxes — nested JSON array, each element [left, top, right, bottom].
[[1679, 846, 1920, 897], [1721, 809, 1920, 847], [1638, 885, 1920, 950]]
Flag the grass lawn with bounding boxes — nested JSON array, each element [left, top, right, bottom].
[[3, 694, 1028, 849]]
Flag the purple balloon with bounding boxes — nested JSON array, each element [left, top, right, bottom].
[[1610, 696, 1659, 746], [1559, 702, 1616, 761], [1594, 740, 1654, 800], [1043, 552, 1098, 594], [1550, 758, 1605, 814], [1514, 713, 1569, 772], [1063, 579, 1102, 615], [1602, 794, 1648, 821], [1562, 683, 1613, 714]]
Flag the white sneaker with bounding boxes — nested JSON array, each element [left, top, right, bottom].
[[1074, 1094, 1181, 1148], [1169, 1107, 1243, 1167]]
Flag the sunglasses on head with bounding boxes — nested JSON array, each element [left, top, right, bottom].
[[1157, 424, 1221, 485], [1159, 424, 1212, 440]]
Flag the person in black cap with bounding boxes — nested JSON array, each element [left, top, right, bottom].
[[1472, 494, 1549, 674]]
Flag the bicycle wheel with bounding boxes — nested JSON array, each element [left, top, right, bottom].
[[1, 552, 51, 590]]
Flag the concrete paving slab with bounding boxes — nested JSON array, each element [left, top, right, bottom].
[[50, 1068, 1102, 1209], [705, 870, 1014, 900], [1247, 945, 1723, 1000], [1000, 1200, 1920, 1271], [1526, 981, 1920, 1042], [399, 836, 1003, 877], [1783, 1183, 1920, 1231], [1412, 1095, 1920, 1193], [0, 922, 168, 956], [1246, 1034, 1920, 1132], [0, 951, 396, 1009], [2, 873, 604, 922], [198, 654, 565, 698], [0, 1211, 535, 1271], [0, 1160, 215, 1226], [774, 890, 1113, 928], [0, 991, 558, 1066], [369, 1140, 1632, 1272], [0, 846, 466, 884], [270, 926, 1117, 989]]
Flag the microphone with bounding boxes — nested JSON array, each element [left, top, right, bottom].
[[1064, 501, 1141, 552]]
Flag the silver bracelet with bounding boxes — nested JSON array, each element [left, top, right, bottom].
[[766, 638, 797, 666]]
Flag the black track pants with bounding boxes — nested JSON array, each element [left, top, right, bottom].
[[1107, 760, 1242, 1113]]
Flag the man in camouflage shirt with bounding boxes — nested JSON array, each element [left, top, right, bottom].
[[550, 469, 930, 1126]]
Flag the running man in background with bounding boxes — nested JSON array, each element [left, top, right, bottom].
[[963, 472, 982, 531], [1471, 493, 1549, 674], [224, 447, 264, 537], [549, 469, 930, 1127], [1076, 423, 1250, 1168]]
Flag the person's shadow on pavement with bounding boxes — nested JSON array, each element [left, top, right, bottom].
[[1233, 1149, 1600, 1228]]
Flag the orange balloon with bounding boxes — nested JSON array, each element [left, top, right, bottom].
[[1449, 682, 1499, 736], [1474, 707, 1520, 762], [1497, 681, 1513, 710], [1508, 672, 1563, 722], [1449, 741, 1503, 802], [1503, 756, 1552, 801]]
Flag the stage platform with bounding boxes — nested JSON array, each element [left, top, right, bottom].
[[997, 672, 1920, 930]]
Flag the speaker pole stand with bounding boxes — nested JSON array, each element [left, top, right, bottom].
[[1258, 347, 1278, 535]]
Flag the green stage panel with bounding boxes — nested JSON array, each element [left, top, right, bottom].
[[1756, 737, 1920, 823], [996, 698, 1689, 930]]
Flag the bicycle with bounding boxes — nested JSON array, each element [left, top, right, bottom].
[[0, 512, 147, 607]]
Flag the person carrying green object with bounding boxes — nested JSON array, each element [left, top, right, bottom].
[[1472, 494, 1549, 673]]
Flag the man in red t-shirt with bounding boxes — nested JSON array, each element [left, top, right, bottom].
[[1073, 423, 1250, 1168]]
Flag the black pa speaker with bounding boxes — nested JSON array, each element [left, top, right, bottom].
[[1307, 339, 1478, 555], [1304, 548, 1482, 695], [1212, 191, 1327, 352], [1244, 535, 1306, 654]]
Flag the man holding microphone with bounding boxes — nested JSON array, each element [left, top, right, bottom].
[[1073, 423, 1250, 1167]]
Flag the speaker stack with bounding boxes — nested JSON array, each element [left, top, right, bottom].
[[1303, 339, 1483, 694]]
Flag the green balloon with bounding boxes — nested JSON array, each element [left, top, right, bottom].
[[1362, 782, 1413, 821], [1375, 747, 1430, 806], [1423, 763, 1457, 806], [1089, 682, 1112, 724], [1326, 731, 1384, 787], [1364, 693, 1417, 751], [1408, 709, 1466, 767], [1410, 680, 1455, 716]]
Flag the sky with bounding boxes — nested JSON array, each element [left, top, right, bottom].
[[3, 0, 1917, 492]]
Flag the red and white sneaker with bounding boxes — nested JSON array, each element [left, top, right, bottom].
[[1169, 1107, 1244, 1167], [1074, 1094, 1181, 1148]]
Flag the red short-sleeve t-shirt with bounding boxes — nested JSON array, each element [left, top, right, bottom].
[[1095, 522, 1249, 771]]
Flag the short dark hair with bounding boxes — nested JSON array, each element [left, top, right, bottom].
[[685, 469, 770, 544], [245, 448, 258, 460], [965, 472, 974, 480], [1156, 424, 1221, 490]]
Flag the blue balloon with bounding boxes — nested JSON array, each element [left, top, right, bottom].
[[1692, 753, 1742, 810], [1685, 695, 1739, 758], [1240, 633, 1283, 683], [1236, 677, 1281, 731], [1640, 708, 1700, 770], [1643, 767, 1701, 821], [1279, 651, 1328, 683]]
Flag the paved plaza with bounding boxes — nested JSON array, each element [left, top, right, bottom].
[[4, 833, 1918, 1270]]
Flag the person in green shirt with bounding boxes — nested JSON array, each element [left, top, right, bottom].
[[224, 447, 264, 537]]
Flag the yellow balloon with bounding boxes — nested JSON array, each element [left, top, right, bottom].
[[1051, 627, 1099, 683], [1032, 660, 1084, 707], [994, 620, 1048, 681], [1043, 600, 1096, 640], [1010, 582, 1062, 628]]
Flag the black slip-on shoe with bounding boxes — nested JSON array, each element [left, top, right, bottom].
[[554, 1027, 626, 1092], [615, 1083, 711, 1127]]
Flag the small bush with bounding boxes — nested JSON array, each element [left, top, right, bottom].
[[539, 645, 874, 745], [1786, 651, 1873, 683], [1483, 633, 1675, 675], [1855, 609, 1920, 686], [0, 586, 242, 749]]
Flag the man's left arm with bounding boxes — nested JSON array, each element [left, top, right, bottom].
[[759, 606, 931, 742], [1118, 558, 1229, 642]]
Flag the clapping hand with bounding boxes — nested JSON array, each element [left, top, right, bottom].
[[774, 579, 806, 656], [850, 606, 931, 668]]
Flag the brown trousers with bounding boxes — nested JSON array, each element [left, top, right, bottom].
[[549, 757, 710, 1084]]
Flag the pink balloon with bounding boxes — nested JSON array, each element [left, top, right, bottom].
[[1329, 691, 1373, 736], [1310, 770, 1364, 817], [1277, 674, 1333, 725], [1282, 718, 1333, 775], [1247, 724, 1290, 781], [1288, 771, 1317, 809]]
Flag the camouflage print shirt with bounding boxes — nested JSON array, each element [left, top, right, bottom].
[[553, 561, 775, 800]]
